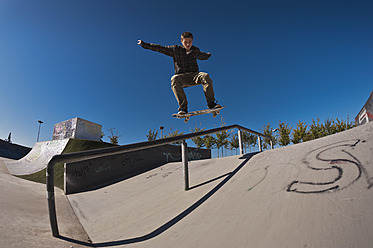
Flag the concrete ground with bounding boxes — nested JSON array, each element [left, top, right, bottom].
[[66, 122, 373, 248], [1, 121, 372, 248], [0, 157, 91, 248]]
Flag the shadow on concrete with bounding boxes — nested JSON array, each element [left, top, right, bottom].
[[57, 152, 259, 247], [0, 139, 31, 160], [189, 172, 231, 190]]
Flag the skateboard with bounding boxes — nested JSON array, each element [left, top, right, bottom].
[[172, 106, 225, 123]]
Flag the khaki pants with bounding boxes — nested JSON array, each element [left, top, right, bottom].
[[171, 72, 216, 111]]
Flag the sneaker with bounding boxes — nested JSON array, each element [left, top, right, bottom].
[[208, 102, 221, 109], [178, 109, 188, 115]]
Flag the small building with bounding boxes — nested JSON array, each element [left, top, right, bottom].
[[355, 91, 373, 126], [52, 117, 102, 141]]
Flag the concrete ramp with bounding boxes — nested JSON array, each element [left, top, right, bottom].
[[67, 122, 373, 248], [5, 139, 69, 175], [0, 157, 91, 248]]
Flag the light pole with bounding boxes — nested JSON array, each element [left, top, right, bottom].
[[160, 126, 164, 139], [271, 128, 278, 149], [37, 120, 43, 142]]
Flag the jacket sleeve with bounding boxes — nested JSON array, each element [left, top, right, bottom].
[[140, 42, 175, 57], [193, 46, 211, 60]]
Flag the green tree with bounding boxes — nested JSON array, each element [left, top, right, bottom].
[[242, 131, 257, 153], [292, 120, 308, 144], [322, 118, 337, 136], [242, 132, 258, 152], [190, 125, 205, 148], [308, 118, 324, 140], [107, 128, 121, 145], [262, 123, 276, 149], [215, 117, 230, 157], [165, 128, 184, 145], [203, 135, 216, 150], [146, 129, 159, 141], [335, 117, 354, 132], [215, 130, 230, 157], [278, 121, 292, 146], [346, 116, 355, 130], [229, 133, 240, 155]]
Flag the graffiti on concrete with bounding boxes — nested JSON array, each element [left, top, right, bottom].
[[71, 165, 90, 179], [120, 154, 144, 168], [163, 151, 202, 163], [94, 161, 111, 176], [70, 161, 112, 179], [163, 153, 180, 163], [146, 173, 158, 179], [53, 119, 75, 140], [287, 139, 373, 194], [188, 151, 202, 160]]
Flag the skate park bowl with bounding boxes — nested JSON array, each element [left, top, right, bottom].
[[41, 123, 373, 248], [1, 123, 372, 247]]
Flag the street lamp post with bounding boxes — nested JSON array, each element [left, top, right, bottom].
[[160, 126, 164, 139], [37, 120, 43, 142], [271, 128, 278, 149]]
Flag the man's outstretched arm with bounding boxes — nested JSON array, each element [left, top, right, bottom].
[[193, 46, 211, 60], [137, 40, 174, 57]]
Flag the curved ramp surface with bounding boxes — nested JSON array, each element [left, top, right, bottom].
[[5, 139, 69, 175], [0, 157, 90, 248], [67, 122, 373, 248]]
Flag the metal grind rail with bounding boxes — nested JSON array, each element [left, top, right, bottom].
[[46, 124, 273, 237]]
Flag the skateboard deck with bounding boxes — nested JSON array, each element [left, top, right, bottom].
[[172, 106, 225, 123]]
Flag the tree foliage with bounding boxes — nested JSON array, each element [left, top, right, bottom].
[[288, 117, 354, 145], [278, 121, 292, 146], [146, 129, 158, 141], [203, 135, 216, 149], [215, 130, 230, 157], [292, 120, 308, 144], [308, 118, 324, 140], [107, 128, 121, 145], [214, 117, 230, 157], [241, 131, 257, 153], [190, 125, 205, 148], [229, 133, 240, 155], [145, 116, 355, 157], [165, 128, 184, 145], [262, 123, 276, 149]]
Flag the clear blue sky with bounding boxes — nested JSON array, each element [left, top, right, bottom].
[[0, 0, 372, 148]]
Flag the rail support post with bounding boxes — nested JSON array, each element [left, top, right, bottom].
[[181, 140, 189, 191], [258, 136, 262, 152], [238, 129, 244, 155], [46, 161, 59, 237]]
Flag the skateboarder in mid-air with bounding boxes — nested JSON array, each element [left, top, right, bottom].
[[138, 31, 221, 114]]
